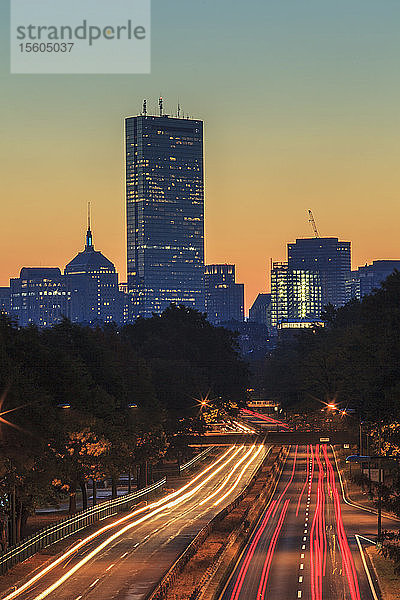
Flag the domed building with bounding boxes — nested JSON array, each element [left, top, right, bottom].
[[65, 218, 124, 325]]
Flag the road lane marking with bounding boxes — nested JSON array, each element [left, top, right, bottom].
[[301, 553, 305, 558], [302, 544, 306, 549], [299, 576, 303, 583], [355, 534, 379, 600], [300, 563, 304, 569], [133, 542, 140, 548], [105, 563, 114, 572], [89, 579, 99, 588], [121, 552, 129, 558], [297, 591, 302, 598]]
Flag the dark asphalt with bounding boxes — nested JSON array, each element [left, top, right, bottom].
[[219, 442, 386, 600]]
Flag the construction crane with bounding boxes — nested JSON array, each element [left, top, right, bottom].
[[308, 209, 320, 238]]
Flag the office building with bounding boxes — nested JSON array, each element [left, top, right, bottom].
[[287, 269, 321, 321], [10, 268, 68, 327], [351, 260, 400, 299], [125, 106, 205, 317], [271, 262, 289, 328], [204, 264, 244, 324], [288, 237, 351, 308], [0, 287, 11, 316], [249, 293, 272, 329], [65, 220, 123, 325], [271, 262, 322, 328]]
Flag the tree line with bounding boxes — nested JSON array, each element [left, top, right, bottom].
[[0, 304, 248, 545], [264, 270, 400, 430]]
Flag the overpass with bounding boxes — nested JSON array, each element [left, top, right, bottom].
[[187, 430, 357, 447]]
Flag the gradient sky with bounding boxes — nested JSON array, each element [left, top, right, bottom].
[[1, 0, 400, 311]]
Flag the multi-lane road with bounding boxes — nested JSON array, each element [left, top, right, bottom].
[[2, 409, 392, 600], [1, 444, 267, 600], [219, 441, 383, 600]]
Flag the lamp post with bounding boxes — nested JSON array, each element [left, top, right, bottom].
[[377, 426, 382, 544], [346, 452, 384, 544]]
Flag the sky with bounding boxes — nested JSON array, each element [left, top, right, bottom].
[[1, 0, 400, 311]]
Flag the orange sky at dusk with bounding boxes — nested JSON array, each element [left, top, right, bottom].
[[1, 1, 400, 312]]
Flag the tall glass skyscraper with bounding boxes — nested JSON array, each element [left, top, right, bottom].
[[125, 111, 205, 317]]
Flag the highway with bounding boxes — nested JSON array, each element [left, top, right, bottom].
[[2, 444, 268, 600], [219, 443, 383, 600]]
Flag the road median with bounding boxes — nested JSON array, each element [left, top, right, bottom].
[[147, 445, 290, 600]]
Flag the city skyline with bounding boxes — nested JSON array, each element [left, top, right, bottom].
[[1, 1, 400, 311]]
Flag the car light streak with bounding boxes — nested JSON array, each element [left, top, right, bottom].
[[2, 446, 238, 600], [213, 445, 264, 506], [241, 409, 290, 429], [257, 499, 291, 600], [296, 444, 311, 517], [232, 420, 257, 434], [229, 500, 278, 600], [199, 445, 256, 506], [275, 445, 298, 504], [227, 446, 297, 599], [322, 445, 361, 600], [310, 444, 327, 600], [29, 446, 257, 600]]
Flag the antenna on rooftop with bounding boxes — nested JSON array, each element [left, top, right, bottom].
[[159, 96, 163, 116], [86, 202, 93, 249], [142, 99, 147, 116], [177, 101, 181, 118]]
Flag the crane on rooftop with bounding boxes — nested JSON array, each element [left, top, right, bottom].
[[308, 209, 320, 238]]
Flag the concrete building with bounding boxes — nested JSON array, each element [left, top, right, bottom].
[[65, 221, 124, 325], [348, 260, 400, 300], [204, 264, 244, 325], [0, 287, 11, 316], [249, 293, 272, 329], [10, 268, 68, 327]]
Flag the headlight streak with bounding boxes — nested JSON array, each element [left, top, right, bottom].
[[322, 445, 361, 600], [199, 445, 256, 506], [31, 446, 258, 600], [213, 445, 264, 507], [2, 446, 238, 600]]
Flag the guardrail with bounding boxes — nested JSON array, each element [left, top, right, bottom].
[[146, 443, 275, 600], [179, 447, 213, 473], [0, 477, 166, 575]]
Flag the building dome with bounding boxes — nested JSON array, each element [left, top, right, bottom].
[[65, 222, 115, 274]]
